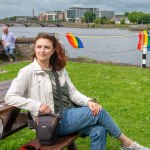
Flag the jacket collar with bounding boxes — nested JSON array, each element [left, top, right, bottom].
[[32, 58, 62, 75], [32, 58, 45, 74]]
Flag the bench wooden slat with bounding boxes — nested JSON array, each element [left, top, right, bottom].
[[0, 80, 12, 86], [41, 133, 79, 150], [0, 102, 14, 113], [18, 133, 79, 150], [67, 142, 78, 150], [0, 95, 6, 103], [0, 83, 11, 91], [0, 80, 11, 102], [18, 139, 41, 150], [0, 89, 9, 95], [0, 89, 9, 102]]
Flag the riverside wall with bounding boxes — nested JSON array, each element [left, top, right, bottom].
[[0, 37, 35, 58]]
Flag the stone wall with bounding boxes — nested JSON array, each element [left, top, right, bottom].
[[0, 37, 35, 58]]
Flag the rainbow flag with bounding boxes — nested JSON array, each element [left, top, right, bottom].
[[65, 32, 84, 48], [137, 30, 150, 51]]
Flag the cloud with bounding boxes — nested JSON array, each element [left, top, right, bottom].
[[0, 0, 149, 19]]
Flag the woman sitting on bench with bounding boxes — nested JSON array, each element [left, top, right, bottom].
[[5, 33, 150, 150]]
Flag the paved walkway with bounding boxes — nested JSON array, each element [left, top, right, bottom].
[[0, 58, 31, 74]]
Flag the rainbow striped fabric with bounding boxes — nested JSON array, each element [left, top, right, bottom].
[[137, 30, 150, 51], [65, 32, 84, 48]]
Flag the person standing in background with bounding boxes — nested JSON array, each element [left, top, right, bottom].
[[2, 26, 16, 61]]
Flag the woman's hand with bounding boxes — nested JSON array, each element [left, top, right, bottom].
[[39, 103, 52, 114], [88, 100, 102, 116]]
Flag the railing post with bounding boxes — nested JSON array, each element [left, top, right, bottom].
[[141, 46, 147, 68]]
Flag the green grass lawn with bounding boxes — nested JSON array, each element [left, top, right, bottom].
[[0, 61, 150, 150]]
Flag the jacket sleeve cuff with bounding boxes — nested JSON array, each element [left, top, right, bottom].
[[84, 97, 91, 106], [31, 102, 41, 116]]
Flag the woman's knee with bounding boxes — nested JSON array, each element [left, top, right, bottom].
[[79, 124, 107, 138], [90, 126, 107, 140]]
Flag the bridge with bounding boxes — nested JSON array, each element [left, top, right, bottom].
[[0, 21, 64, 27]]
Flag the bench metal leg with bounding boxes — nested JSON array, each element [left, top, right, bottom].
[[67, 142, 78, 150]]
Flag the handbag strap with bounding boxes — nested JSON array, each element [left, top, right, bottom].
[[53, 71, 64, 118]]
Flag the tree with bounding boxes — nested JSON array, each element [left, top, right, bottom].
[[84, 11, 96, 23], [128, 11, 150, 24], [69, 19, 76, 23], [81, 17, 85, 23], [33, 16, 37, 20], [9, 16, 17, 21], [42, 18, 47, 23], [100, 17, 107, 24], [124, 12, 129, 17], [128, 11, 144, 24], [3, 17, 9, 21], [13, 16, 17, 21], [93, 18, 101, 25], [120, 19, 125, 24], [110, 20, 115, 25], [138, 14, 150, 24]]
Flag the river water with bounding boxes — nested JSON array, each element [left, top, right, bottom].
[[0, 26, 150, 66]]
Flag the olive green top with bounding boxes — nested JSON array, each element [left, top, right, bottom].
[[44, 69, 73, 114]]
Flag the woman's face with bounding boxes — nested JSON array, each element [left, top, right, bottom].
[[34, 38, 54, 63]]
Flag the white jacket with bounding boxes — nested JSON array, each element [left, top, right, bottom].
[[5, 59, 91, 117]]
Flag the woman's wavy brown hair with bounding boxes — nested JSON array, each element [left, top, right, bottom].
[[32, 33, 68, 71]]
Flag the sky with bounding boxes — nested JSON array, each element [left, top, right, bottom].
[[0, 0, 150, 19]]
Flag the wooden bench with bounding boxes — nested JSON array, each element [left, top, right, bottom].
[[0, 45, 6, 60], [0, 45, 16, 61], [0, 80, 28, 139], [18, 133, 79, 150], [0, 80, 79, 150]]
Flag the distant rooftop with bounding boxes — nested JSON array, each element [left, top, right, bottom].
[[68, 7, 98, 9]]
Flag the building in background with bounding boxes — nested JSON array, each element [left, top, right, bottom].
[[38, 11, 65, 22], [115, 15, 130, 24], [16, 16, 33, 22], [65, 7, 115, 22], [97, 10, 115, 19], [65, 7, 96, 22]]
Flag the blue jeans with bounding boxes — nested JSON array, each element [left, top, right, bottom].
[[58, 107, 121, 150], [4, 47, 15, 59]]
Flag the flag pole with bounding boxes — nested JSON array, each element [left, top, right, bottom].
[[141, 46, 147, 68], [55, 32, 59, 39]]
